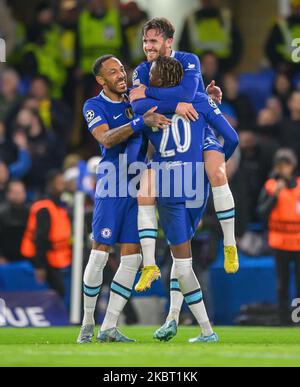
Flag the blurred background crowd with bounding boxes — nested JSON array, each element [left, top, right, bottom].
[[1, 0, 300, 327]]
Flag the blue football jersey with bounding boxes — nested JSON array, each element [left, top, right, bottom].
[[83, 90, 134, 160], [132, 50, 205, 93], [142, 102, 209, 204], [83, 90, 147, 198]]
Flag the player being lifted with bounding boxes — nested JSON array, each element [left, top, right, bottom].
[[131, 56, 238, 342], [131, 18, 239, 293], [77, 54, 171, 343]]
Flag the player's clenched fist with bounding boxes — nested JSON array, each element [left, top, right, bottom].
[[143, 106, 172, 129]]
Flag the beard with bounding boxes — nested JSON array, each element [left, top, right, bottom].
[[145, 44, 168, 62], [105, 78, 127, 95]]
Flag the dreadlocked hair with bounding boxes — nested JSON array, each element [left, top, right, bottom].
[[155, 56, 184, 88]]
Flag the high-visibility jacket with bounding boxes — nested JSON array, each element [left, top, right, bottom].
[[265, 177, 300, 251], [78, 9, 122, 74], [60, 28, 76, 68], [124, 19, 146, 67], [187, 10, 232, 58], [21, 199, 72, 269], [24, 26, 66, 98], [277, 19, 300, 62]]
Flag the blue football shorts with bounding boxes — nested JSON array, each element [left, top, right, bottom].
[[92, 197, 139, 245], [203, 126, 224, 154], [156, 180, 210, 246]]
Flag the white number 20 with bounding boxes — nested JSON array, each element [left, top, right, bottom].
[[159, 115, 191, 158]]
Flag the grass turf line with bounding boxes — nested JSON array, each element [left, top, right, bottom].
[[1, 326, 300, 367]]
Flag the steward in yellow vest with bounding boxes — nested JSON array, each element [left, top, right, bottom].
[[121, 1, 148, 67], [77, 3, 124, 75], [265, 0, 300, 72], [23, 2, 67, 99], [179, 1, 242, 71]]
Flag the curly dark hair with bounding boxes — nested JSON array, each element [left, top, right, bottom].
[[154, 56, 183, 87], [142, 17, 175, 40]]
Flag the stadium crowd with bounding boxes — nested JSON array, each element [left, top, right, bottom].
[[1, 0, 300, 325]]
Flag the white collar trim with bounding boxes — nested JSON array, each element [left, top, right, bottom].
[[100, 90, 124, 104]]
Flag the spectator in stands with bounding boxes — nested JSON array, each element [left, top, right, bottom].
[[179, 0, 242, 71], [239, 130, 278, 223], [222, 73, 256, 129], [14, 108, 64, 197], [8, 130, 31, 179], [200, 51, 222, 87], [258, 148, 300, 325], [0, 180, 29, 265], [57, 0, 80, 107], [21, 170, 72, 299], [255, 105, 281, 148], [265, 0, 300, 73], [76, 0, 125, 97], [273, 72, 293, 117], [265, 96, 284, 124], [23, 1, 66, 99], [29, 76, 73, 144], [121, 1, 149, 67], [0, 161, 9, 202], [0, 69, 22, 124], [0, 121, 31, 179], [278, 91, 300, 162], [0, 120, 17, 165]]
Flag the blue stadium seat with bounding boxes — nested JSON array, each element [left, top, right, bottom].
[[238, 69, 275, 112]]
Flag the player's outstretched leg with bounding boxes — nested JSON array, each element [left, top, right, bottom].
[[154, 254, 183, 341], [135, 169, 161, 292], [204, 150, 239, 274], [77, 249, 109, 344], [173, 255, 218, 343], [97, 253, 142, 343]]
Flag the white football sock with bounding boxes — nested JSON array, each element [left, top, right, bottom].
[[212, 183, 236, 246], [82, 250, 109, 326], [166, 254, 183, 324], [138, 205, 158, 266], [101, 254, 142, 331], [173, 257, 213, 337]]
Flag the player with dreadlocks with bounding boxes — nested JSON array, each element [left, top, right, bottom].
[[150, 56, 184, 87], [130, 56, 239, 342], [131, 18, 239, 297]]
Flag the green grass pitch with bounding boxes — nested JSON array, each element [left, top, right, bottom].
[[1, 326, 300, 367]]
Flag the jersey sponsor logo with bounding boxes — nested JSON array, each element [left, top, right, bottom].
[[208, 97, 218, 109], [101, 228, 112, 239], [85, 110, 95, 122], [113, 113, 123, 120], [88, 116, 102, 128], [214, 108, 221, 115]]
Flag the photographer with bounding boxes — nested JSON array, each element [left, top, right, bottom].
[[258, 148, 300, 325]]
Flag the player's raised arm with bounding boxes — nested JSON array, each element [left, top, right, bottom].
[[131, 54, 201, 103], [132, 97, 199, 122], [199, 95, 239, 160], [131, 58, 199, 121], [90, 109, 171, 149]]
